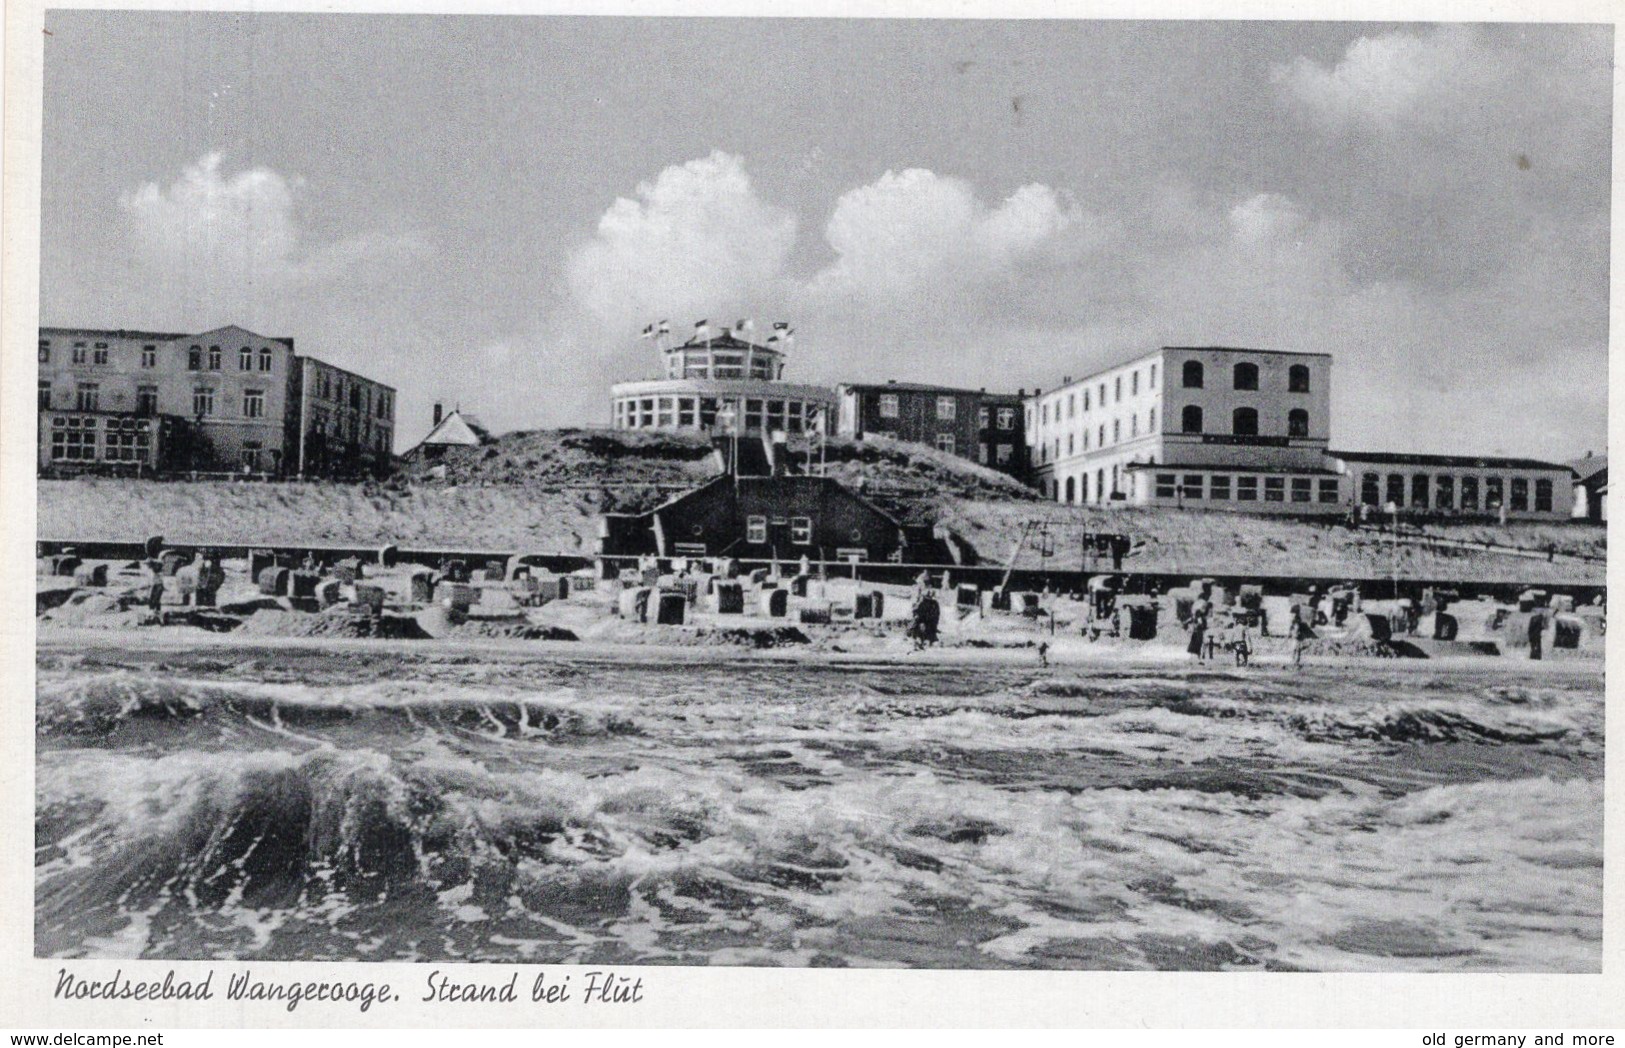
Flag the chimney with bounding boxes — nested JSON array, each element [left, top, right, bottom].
[[1063, 375, 1072, 385], [432, 402, 443, 426], [887, 378, 897, 384]]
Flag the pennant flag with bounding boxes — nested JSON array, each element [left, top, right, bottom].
[[694, 320, 711, 340], [640, 324, 655, 339], [657, 319, 670, 335], [736, 318, 754, 333], [772, 321, 790, 332]]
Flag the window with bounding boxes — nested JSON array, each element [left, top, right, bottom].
[[1486, 476, 1504, 508], [243, 389, 265, 419], [1112, 420, 1120, 443], [936, 433, 955, 454], [1387, 474, 1405, 507], [72, 342, 87, 365], [746, 515, 767, 543], [1411, 474, 1430, 509], [1291, 477, 1313, 502], [239, 347, 253, 371], [791, 516, 812, 544], [1264, 477, 1285, 502], [1318, 479, 1340, 504], [1535, 478, 1553, 512], [92, 342, 108, 365], [1067, 394, 1075, 418], [1182, 360, 1204, 388], [1210, 475, 1232, 500], [1067, 434, 1074, 455], [38, 340, 50, 363], [1150, 364, 1158, 388], [75, 382, 99, 411], [1131, 414, 1139, 437], [240, 442, 261, 471], [136, 385, 158, 415], [996, 444, 1013, 465], [38, 381, 51, 410], [1181, 405, 1203, 434], [1436, 475, 1455, 509], [1064, 477, 1076, 504], [1510, 477, 1529, 512], [188, 346, 202, 370], [1099, 383, 1106, 405], [879, 394, 898, 418], [1083, 390, 1091, 411], [1233, 362, 1258, 390], [51, 417, 97, 461], [978, 406, 990, 428], [1148, 407, 1156, 432], [1098, 424, 1105, 446], [192, 386, 215, 417], [141, 344, 156, 368], [259, 347, 274, 372], [1361, 472, 1381, 505], [1237, 476, 1259, 501], [1155, 474, 1176, 498], [208, 346, 221, 370], [979, 443, 990, 464], [937, 396, 955, 420], [1181, 475, 1204, 500], [1132, 371, 1140, 395], [1287, 409, 1309, 438], [997, 408, 1014, 430], [1289, 364, 1310, 393], [1114, 376, 1122, 402], [1232, 407, 1258, 436], [1040, 403, 1049, 426], [1461, 475, 1480, 511]]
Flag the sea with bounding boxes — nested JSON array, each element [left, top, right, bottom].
[[34, 642, 1603, 971]]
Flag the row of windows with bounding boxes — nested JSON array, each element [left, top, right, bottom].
[[745, 515, 814, 545], [1357, 472, 1555, 513], [1038, 364, 1160, 427], [1039, 409, 1159, 463], [1155, 473, 1340, 504], [616, 395, 825, 434], [189, 387, 266, 418], [1179, 405, 1310, 437], [1181, 360, 1312, 393], [976, 442, 1017, 466], [48, 424, 152, 463], [181, 345, 276, 373], [314, 370, 392, 418]]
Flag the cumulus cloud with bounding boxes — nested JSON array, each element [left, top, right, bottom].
[[808, 170, 1086, 305], [565, 151, 797, 326], [120, 153, 427, 289], [1271, 25, 1493, 134]]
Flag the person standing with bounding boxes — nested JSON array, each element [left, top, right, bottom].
[[1291, 615, 1310, 669], [1038, 641, 1050, 668], [1528, 613, 1544, 660], [1187, 609, 1208, 664]]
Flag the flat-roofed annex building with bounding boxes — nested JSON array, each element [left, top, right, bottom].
[[1327, 451, 1575, 521], [834, 381, 1029, 482], [1026, 346, 1338, 513], [611, 331, 834, 436]]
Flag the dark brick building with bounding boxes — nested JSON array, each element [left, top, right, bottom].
[[834, 381, 1028, 482]]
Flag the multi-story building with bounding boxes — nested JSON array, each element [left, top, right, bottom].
[[834, 381, 1029, 481], [1025, 345, 1573, 520], [610, 327, 835, 437], [38, 324, 394, 477], [292, 356, 397, 477]]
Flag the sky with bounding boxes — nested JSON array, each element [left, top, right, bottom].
[[38, 14, 1612, 457]]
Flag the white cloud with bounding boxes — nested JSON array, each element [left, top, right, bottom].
[[565, 151, 797, 326], [1271, 25, 1492, 134], [119, 153, 426, 289], [808, 169, 1085, 305]]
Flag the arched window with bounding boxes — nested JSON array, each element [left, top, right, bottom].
[[187, 346, 202, 370], [259, 347, 274, 372], [1233, 362, 1258, 390], [1097, 469, 1105, 501], [1081, 473, 1090, 503], [207, 345, 221, 370], [1232, 407, 1258, 436], [1182, 360, 1204, 388], [1287, 408, 1309, 437], [1181, 405, 1203, 434], [1064, 476, 1075, 504], [1289, 364, 1310, 392]]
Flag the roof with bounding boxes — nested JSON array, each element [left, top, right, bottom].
[[839, 382, 1021, 398], [1569, 453, 1607, 484], [1123, 462, 1341, 476], [40, 325, 296, 350], [672, 333, 784, 353], [301, 355, 396, 392], [1327, 450, 1574, 472], [410, 409, 490, 451]]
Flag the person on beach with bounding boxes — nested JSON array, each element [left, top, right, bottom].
[[1528, 613, 1544, 660], [1232, 624, 1252, 667], [1187, 610, 1208, 664], [1038, 641, 1050, 668], [1291, 615, 1310, 669]]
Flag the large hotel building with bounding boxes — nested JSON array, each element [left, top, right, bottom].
[[38, 324, 396, 478], [1026, 345, 1574, 520], [610, 330, 835, 437]]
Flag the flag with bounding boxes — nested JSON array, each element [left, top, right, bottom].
[[640, 324, 655, 339], [657, 319, 670, 335], [736, 318, 754, 334], [694, 320, 710, 341]]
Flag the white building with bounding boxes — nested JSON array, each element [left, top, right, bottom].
[[611, 330, 834, 436], [1026, 346, 1340, 514], [1024, 345, 1574, 520]]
